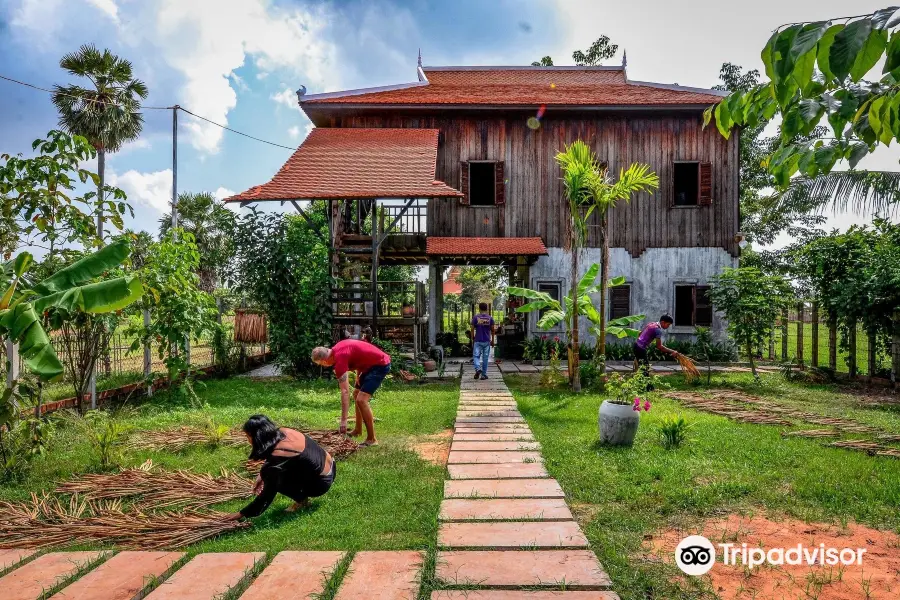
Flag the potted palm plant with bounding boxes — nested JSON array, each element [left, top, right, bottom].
[[599, 372, 652, 446]]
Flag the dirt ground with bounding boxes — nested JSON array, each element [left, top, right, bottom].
[[648, 512, 900, 599], [409, 429, 453, 466]]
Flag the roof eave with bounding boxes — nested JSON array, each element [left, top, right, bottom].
[[302, 102, 720, 112]]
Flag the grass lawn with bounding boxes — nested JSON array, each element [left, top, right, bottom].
[[1, 377, 459, 555], [506, 372, 900, 600]]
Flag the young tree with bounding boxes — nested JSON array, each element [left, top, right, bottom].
[[159, 192, 236, 293], [531, 35, 618, 67], [0, 131, 131, 255], [52, 45, 148, 238], [707, 267, 794, 378]]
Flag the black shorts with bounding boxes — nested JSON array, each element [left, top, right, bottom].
[[355, 363, 391, 395], [633, 343, 649, 362]]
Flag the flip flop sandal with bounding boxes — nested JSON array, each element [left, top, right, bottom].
[[359, 441, 379, 447]]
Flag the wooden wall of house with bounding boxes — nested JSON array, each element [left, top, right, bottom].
[[326, 112, 739, 257]]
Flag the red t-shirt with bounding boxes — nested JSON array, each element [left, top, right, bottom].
[[331, 339, 390, 378]]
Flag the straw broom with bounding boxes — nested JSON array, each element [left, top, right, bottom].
[[673, 352, 701, 382]]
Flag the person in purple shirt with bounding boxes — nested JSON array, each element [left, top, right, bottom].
[[470, 302, 495, 380], [634, 314, 678, 376]]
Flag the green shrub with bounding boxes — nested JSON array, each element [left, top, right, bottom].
[[658, 415, 692, 449]]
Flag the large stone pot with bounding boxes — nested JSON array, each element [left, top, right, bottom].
[[598, 400, 640, 446]]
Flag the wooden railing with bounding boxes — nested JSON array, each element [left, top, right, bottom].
[[380, 201, 427, 236]]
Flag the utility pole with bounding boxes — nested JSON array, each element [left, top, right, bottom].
[[172, 105, 179, 228]]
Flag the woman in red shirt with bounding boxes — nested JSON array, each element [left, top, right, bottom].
[[311, 340, 391, 446]]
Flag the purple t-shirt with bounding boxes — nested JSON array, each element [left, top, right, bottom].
[[471, 313, 495, 343], [636, 322, 662, 350]]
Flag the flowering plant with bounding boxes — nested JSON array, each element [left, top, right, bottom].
[[605, 372, 653, 410]]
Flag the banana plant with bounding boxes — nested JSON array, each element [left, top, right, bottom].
[[508, 263, 644, 348], [0, 238, 142, 383]]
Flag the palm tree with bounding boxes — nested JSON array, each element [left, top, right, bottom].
[[159, 192, 236, 293], [52, 45, 148, 240], [587, 163, 659, 375], [766, 170, 900, 220]]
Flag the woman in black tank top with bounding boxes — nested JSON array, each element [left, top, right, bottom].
[[224, 415, 336, 520]]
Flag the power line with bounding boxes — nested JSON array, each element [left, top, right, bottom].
[[0, 73, 173, 109], [1, 73, 298, 150], [177, 107, 296, 150]]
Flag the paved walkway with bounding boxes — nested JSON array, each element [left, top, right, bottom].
[[0, 360, 619, 599], [497, 360, 779, 375]]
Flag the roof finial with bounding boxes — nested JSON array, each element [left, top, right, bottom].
[[417, 48, 422, 68], [622, 50, 627, 69]]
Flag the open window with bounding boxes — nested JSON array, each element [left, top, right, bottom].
[[674, 285, 712, 327], [673, 162, 712, 206], [460, 161, 505, 206], [609, 285, 631, 320]]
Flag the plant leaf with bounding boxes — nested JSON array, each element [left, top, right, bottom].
[[32, 238, 132, 296], [576, 264, 600, 297], [817, 24, 845, 81], [850, 28, 888, 81], [830, 18, 873, 82]]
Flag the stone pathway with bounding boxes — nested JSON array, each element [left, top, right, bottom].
[[497, 360, 779, 375], [0, 360, 620, 599], [433, 362, 619, 598]]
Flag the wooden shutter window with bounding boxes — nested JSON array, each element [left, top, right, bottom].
[[698, 162, 712, 206], [610, 285, 631, 320], [494, 161, 505, 205], [695, 286, 713, 327], [459, 161, 470, 205]]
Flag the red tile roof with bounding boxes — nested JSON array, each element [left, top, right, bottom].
[[301, 67, 724, 107], [225, 128, 462, 202], [426, 237, 548, 257]]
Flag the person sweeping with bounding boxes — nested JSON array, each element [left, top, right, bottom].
[[634, 314, 679, 376], [225, 415, 336, 520], [311, 339, 391, 447]]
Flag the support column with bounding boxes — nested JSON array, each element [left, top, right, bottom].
[[4, 339, 19, 388], [829, 317, 838, 371], [892, 310, 900, 388], [848, 321, 857, 378], [428, 262, 442, 345], [796, 302, 804, 369], [143, 308, 153, 397], [781, 307, 789, 361]]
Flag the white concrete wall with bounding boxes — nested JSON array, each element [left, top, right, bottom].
[[527, 247, 738, 344]]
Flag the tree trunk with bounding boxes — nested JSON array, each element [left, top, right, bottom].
[[598, 215, 609, 375], [97, 148, 105, 240], [748, 341, 757, 378], [570, 246, 581, 392]]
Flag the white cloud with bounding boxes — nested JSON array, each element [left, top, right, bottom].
[[213, 187, 236, 201], [85, 0, 118, 21], [287, 122, 313, 142], [287, 126, 301, 139], [271, 88, 300, 112], [109, 169, 173, 214], [154, 0, 340, 153]]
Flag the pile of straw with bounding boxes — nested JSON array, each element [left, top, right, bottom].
[[234, 310, 267, 343], [0, 493, 248, 550]]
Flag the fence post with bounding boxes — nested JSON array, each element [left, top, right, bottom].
[[89, 367, 97, 410], [847, 321, 857, 379], [781, 307, 789, 361], [4, 339, 19, 389], [868, 333, 877, 379], [768, 328, 775, 360], [811, 301, 819, 368], [892, 310, 900, 388], [829, 317, 838, 371], [143, 308, 153, 397], [796, 302, 804, 369]]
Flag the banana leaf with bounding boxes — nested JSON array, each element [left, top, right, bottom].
[[31, 238, 131, 296], [0, 303, 64, 380]]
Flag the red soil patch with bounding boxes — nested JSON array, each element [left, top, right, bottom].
[[409, 430, 453, 466], [649, 513, 900, 599]]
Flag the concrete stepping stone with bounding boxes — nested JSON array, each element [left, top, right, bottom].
[[436, 550, 611, 588], [1, 552, 106, 600], [455, 427, 532, 435], [144, 552, 264, 600], [0, 549, 37, 572], [451, 441, 540, 451], [439, 522, 588, 549], [240, 551, 343, 600], [455, 422, 529, 429], [51, 551, 183, 600], [445, 479, 563, 498], [432, 591, 620, 600], [448, 463, 549, 479], [457, 411, 522, 418], [335, 551, 422, 600], [458, 405, 518, 411], [448, 451, 542, 464], [439, 498, 573, 521], [453, 433, 535, 441], [515, 364, 539, 373], [456, 417, 525, 424]]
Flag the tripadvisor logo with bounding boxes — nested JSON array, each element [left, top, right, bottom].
[[675, 535, 868, 576]]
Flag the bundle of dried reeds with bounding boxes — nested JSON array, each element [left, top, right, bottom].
[[125, 427, 246, 452], [55, 464, 253, 511], [0, 493, 248, 550], [674, 353, 700, 382], [234, 310, 267, 343]]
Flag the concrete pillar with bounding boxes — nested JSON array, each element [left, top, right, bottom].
[[5, 339, 19, 388], [143, 309, 153, 397], [892, 310, 899, 387], [796, 302, 804, 369], [428, 262, 440, 345], [811, 302, 819, 368]]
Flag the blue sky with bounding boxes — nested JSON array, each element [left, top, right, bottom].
[[0, 0, 893, 242]]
